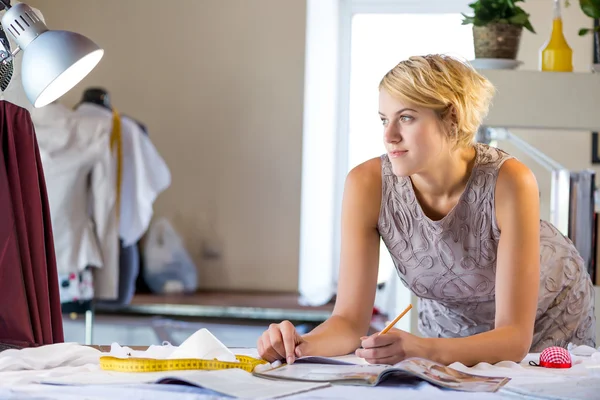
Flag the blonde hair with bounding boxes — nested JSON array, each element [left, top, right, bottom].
[[379, 54, 495, 148]]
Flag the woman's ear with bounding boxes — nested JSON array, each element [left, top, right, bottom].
[[439, 104, 458, 141]]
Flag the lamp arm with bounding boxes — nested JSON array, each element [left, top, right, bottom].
[[0, 36, 20, 65], [0, 0, 11, 64], [0, 0, 24, 65]]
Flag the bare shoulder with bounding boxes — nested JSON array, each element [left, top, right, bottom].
[[496, 158, 539, 196], [345, 157, 382, 194], [343, 157, 382, 227], [495, 158, 540, 230]]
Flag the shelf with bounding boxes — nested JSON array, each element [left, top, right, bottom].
[[479, 70, 600, 131], [95, 292, 334, 323]]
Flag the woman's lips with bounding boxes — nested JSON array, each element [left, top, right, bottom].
[[389, 150, 408, 158]]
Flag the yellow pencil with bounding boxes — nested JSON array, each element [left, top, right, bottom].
[[379, 304, 413, 335]]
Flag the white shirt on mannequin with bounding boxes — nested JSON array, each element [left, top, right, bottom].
[[31, 102, 119, 301], [75, 102, 171, 246]]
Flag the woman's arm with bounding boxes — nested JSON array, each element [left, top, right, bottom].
[[424, 159, 540, 365], [256, 158, 383, 362], [300, 158, 383, 357]]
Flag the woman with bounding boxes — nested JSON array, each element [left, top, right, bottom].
[[258, 54, 596, 367]]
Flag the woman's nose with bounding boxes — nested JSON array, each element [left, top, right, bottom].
[[384, 124, 401, 144]]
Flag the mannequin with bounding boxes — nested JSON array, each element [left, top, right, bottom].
[[79, 88, 150, 295], [75, 87, 170, 305], [79, 87, 111, 110], [78, 87, 148, 133], [76, 87, 133, 306]]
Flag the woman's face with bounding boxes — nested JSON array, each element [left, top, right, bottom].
[[378, 89, 449, 177]]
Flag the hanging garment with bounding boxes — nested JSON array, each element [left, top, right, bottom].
[[0, 3, 63, 349], [30, 102, 120, 302], [74, 103, 171, 245], [0, 100, 64, 348]]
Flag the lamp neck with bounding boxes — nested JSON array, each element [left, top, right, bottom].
[[0, 1, 10, 11]]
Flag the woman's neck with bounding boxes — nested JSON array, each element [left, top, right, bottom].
[[410, 144, 477, 202]]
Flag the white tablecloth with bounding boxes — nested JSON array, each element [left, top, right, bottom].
[[0, 343, 599, 400]]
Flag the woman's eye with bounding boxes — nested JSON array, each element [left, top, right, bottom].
[[381, 119, 389, 126], [400, 115, 413, 123]]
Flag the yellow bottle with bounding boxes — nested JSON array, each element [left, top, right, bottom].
[[540, 0, 573, 72]]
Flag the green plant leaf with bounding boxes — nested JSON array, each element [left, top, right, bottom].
[[460, 0, 535, 32], [523, 20, 535, 33], [509, 13, 528, 25], [578, 27, 591, 35], [579, 0, 600, 18], [461, 14, 476, 25]]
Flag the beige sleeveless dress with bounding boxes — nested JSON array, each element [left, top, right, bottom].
[[378, 143, 596, 352]]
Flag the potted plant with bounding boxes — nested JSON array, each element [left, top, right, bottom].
[[462, 0, 535, 59], [574, 0, 600, 70]]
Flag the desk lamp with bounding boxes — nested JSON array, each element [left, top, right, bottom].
[[0, 1, 103, 107]]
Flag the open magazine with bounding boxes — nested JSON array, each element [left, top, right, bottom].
[[253, 356, 510, 393]]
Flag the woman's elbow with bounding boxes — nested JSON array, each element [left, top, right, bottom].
[[506, 345, 529, 363], [492, 325, 532, 363], [507, 333, 532, 363]]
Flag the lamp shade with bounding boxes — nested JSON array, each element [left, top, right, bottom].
[[1, 3, 103, 107], [22, 30, 103, 107]]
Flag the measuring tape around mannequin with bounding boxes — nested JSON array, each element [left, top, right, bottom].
[[99, 354, 267, 373]]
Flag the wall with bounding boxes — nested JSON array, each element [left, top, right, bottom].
[[503, 0, 595, 220], [26, 0, 306, 292], [497, 0, 599, 346], [24, 0, 600, 320]]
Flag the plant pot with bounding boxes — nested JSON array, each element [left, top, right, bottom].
[[473, 23, 523, 59]]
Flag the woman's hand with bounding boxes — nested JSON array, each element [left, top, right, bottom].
[[257, 320, 310, 364], [355, 329, 427, 365]]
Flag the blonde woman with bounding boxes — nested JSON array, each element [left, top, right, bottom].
[[258, 55, 596, 367]]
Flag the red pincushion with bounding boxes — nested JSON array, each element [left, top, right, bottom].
[[539, 346, 572, 368]]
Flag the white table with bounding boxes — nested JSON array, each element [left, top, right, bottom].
[[0, 343, 598, 400]]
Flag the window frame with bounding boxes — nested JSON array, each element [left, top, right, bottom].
[[298, 0, 473, 308], [331, 0, 473, 281]]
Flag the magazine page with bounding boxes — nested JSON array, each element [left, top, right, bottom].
[[156, 368, 329, 399], [253, 363, 390, 386], [295, 355, 368, 365], [253, 357, 510, 393], [390, 358, 510, 393]]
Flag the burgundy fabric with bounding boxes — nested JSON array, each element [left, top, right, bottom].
[[0, 100, 64, 348]]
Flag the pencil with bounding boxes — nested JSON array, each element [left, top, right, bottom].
[[378, 304, 413, 335]]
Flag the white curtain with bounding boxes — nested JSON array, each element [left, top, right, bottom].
[[298, 0, 340, 306]]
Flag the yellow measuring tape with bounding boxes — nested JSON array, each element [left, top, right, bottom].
[[99, 355, 267, 373]]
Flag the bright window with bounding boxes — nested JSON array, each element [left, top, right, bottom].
[[298, 1, 474, 332], [347, 13, 474, 285]]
